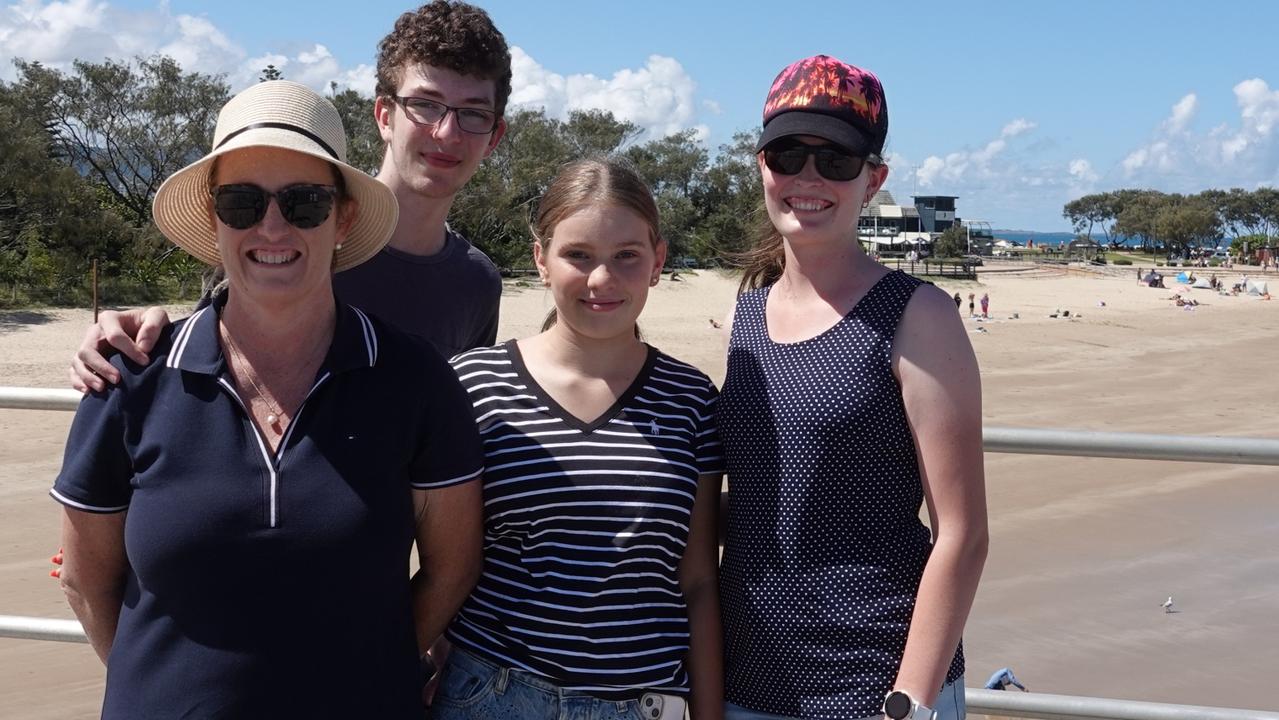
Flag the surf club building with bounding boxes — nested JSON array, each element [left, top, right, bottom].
[[858, 191, 988, 255]]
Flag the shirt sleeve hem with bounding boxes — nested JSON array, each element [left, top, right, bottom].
[[410, 465, 483, 490], [49, 488, 129, 514]]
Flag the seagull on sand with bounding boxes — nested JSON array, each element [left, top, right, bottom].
[[1161, 596, 1174, 613]]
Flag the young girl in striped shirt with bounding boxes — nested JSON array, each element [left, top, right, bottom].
[[431, 158, 724, 720]]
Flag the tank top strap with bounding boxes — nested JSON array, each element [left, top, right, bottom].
[[729, 286, 770, 348], [851, 270, 928, 343]]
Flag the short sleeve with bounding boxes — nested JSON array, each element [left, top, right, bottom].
[[51, 387, 133, 513], [408, 346, 485, 489], [695, 384, 726, 477]]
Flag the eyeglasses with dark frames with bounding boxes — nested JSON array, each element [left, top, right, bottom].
[[391, 95, 499, 135]]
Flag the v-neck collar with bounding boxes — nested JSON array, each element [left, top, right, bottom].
[[505, 338, 658, 434]]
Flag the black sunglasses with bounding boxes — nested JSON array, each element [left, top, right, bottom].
[[762, 141, 877, 182], [211, 184, 338, 230]]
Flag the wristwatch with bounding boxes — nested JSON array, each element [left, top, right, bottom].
[[883, 689, 937, 720]]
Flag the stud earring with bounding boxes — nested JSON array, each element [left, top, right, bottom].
[[335, 243, 343, 250]]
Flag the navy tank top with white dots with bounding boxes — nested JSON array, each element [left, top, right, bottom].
[[718, 270, 964, 719]]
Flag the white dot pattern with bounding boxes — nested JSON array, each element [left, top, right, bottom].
[[718, 270, 964, 719]]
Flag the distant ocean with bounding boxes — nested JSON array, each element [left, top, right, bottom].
[[992, 230, 1231, 249], [992, 230, 1078, 247]]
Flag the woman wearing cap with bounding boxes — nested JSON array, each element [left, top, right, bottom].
[[51, 81, 484, 718], [718, 56, 987, 720]]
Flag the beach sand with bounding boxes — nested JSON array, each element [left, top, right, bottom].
[[1, 264, 1277, 717]]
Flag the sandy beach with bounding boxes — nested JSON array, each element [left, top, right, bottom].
[[2, 263, 1277, 717]]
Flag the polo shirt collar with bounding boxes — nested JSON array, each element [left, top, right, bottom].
[[165, 292, 380, 377]]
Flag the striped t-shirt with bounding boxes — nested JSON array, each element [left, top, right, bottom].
[[445, 340, 724, 698]]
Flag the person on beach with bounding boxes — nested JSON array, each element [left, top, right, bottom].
[[953, 292, 962, 309], [983, 667, 1027, 692], [967, 292, 975, 317], [51, 81, 484, 718], [718, 55, 987, 720], [431, 158, 724, 719], [69, 0, 509, 391], [980, 292, 989, 318]]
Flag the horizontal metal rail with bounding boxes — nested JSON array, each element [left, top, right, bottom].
[[5, 387, 1277, 466], [0, 387, 81, 411], [1, 616, 1274, 720], [0, 614, 88, 644], [983, 426, 1279, 466], [966, 688, 1279, 719]]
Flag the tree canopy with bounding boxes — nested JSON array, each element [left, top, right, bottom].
[[1064, 188, 1279, 254], [0, 54, 767, 306]]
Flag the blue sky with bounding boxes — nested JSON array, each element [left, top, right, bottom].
[[3, 0, 1277, 230]]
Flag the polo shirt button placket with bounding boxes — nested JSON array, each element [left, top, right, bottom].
[[216, 374, 332, 529]]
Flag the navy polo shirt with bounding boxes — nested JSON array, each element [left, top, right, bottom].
[[52, 296, 483, 719]]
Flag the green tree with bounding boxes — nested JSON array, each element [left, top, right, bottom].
[[1063, 194, 1106, 240], [562, 109, 641, 157], [933, 223, 967, 258], [259, 64, 283, 82], [1153, 195, 1219, 254], [26, 55, 229, 227], [626, 129, 708, 262], [330, 84, 382, 174], [1114, 190, 1167, 252], [692, 131, 761, 261], [0, 74, 137, 304]]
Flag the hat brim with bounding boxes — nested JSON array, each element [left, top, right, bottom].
[[756, 111, 876, 157], [152, 128, 397, 274]]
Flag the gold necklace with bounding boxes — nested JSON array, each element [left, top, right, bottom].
[[219, 322, 284, 430]]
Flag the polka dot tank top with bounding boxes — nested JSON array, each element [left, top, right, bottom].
[[718, 270, 964, 719]]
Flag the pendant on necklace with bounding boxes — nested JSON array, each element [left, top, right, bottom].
[[267, 413, 279, 426]]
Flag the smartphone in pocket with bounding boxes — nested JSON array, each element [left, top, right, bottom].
[[638, 692, 687, 720]]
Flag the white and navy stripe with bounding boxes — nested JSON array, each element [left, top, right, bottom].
[[445, 341, 723, 699]]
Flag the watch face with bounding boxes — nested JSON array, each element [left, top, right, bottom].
[[884, 690, 912, 719]]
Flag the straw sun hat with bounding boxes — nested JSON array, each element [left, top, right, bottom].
[[152, 80, 397, 273]]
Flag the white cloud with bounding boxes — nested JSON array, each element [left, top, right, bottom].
[[1121, 82, 1279, 188], [0, 0, 246, 81], [1001, 118, 1037, 138], [0, 1, 374, 96], [510, 47, 710, 141], [1163, 93, 1198, 134], [915, 118, 1036, 187], [1069, 158, 1098, 183]]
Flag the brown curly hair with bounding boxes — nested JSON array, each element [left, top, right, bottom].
[[375, 1, 513, 119]]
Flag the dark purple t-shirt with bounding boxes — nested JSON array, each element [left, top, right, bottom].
[[334, 228, 502, 359]]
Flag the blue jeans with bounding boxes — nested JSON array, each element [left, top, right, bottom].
[[725, 677, 966, 720], [431, 647, 660, 720]]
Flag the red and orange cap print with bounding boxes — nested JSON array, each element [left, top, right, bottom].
[[757, 55, 888, 157]]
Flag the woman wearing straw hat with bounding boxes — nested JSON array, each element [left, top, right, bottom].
[[51, 81, 484, 718]]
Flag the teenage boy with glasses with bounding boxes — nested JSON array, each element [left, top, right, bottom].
[[69, 0, 511, 388]]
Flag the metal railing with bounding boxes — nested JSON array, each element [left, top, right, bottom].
[[6, 386, 1278, 467], [4, 386, 1278, 719], [966, 689, 1279, 720]]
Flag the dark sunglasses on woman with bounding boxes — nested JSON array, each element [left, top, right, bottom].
[[762, 140, 878, 182], [211, 184, 338, 230]]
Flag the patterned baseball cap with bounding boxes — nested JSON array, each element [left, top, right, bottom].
[[756, 55, 888, 159]]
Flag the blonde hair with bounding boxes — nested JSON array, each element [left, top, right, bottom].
[[531, 158, 662, 332]]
